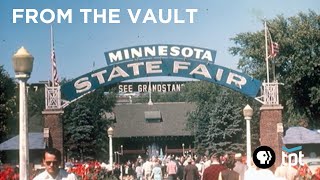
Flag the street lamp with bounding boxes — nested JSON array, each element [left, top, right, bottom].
[[182, 143, 185, 157], [114, 151, 118, 165], [12, 47, 34, 180], [243, 104, 253, 167], [119, 145, 123, 164], [107, 127, 114, 169]]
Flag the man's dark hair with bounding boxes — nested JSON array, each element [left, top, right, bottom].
[[225, 158, 236, 169], [43, 148, 61, 162]]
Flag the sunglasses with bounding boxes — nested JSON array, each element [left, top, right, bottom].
[[45, 161, 59, 166]]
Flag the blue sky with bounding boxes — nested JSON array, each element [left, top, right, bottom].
[[0, 0, 319, 83]]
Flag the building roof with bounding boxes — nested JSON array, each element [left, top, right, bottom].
[[283, 127, 320, 144], [113, 102, 195, 138], [0, 132, 45, 150]]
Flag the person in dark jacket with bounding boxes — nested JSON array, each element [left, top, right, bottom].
[[184, 157, 199, 180], [177, 156, 185, 180]]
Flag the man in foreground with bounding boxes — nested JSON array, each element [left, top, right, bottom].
[[33, 148, 77, 180]]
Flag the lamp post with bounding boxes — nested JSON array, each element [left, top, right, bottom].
[[243, 104, 253, 167], [107, 127, 114, 169], [12, 47, 34, 180], [114, 151, 118, 165], [119, 145, 123, 164], [182, 143, 185, 157]]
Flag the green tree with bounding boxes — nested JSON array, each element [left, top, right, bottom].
[[0, 66, 16, 140], [65, 102, 96, 161], [204, 89, 244, 155], [27, 87, 45, 132], [28, 87, 45, 116], [63, 87, 117, 161], [184, 82, 259, 155], [229, 11, 320, 128]]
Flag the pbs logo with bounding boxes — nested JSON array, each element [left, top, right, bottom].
[[253, 146, 276, 169]]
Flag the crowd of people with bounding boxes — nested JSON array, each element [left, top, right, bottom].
[[94, 152, 320, 180], [1, 148, 320, 180], [105, 152, 320, 180]]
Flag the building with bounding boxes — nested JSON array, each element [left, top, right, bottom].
[[112, 102, 195, 161]]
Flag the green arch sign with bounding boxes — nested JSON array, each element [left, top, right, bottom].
[[61, 44, 261, 102]]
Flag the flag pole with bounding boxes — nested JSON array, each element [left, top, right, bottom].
[[50, 24, 55, 87], [267, 25, 277, 82], [148, 78, 153, 105], [264, 21, 270, 83], [272, 60, 276, 82]]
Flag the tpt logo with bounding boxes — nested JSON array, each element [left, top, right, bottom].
[[282, 146, 304, 166]]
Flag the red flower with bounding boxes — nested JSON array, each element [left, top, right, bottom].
[[68, 161, 107, 180], [314, 167, 320, 179], [0, 165, 16, 180], [296, 164, 312, 179]]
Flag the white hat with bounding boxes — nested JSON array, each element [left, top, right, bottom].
[[235, 153, 242, 159]]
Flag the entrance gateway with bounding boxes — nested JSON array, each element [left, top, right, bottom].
[[43, 44, 283, 169], [61, 44, 261, 102]]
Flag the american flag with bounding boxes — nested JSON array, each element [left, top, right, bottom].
[[51, 25, 59, 87], [269, 42, 279, 58], [266, 24, 280, 58], [51, 47, 59, 86]]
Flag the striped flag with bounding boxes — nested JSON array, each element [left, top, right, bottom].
[[51, 25, 59, 87], [269, 42, 279, 58], [266, 24, 280, 59], [265, 21, 281, 83], [51, 47, 59, 86]]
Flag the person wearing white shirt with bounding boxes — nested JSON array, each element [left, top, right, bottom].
[[33, 148, 77, 180]]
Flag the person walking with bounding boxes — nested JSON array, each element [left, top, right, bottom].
[[151, 161, 163, 180], [167, 156, 178, 180], [184, 157, 199, 180], [218, 157, 239, 180], [202, 154, 226, 180], [143, 158, 153, 180], [177, 156, 185, 180], [233, 154, 246, 180], [33, 148, 77, 180], [135, 162, 143, 180]]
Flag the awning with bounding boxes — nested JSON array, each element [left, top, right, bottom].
[[0, 132, 45, 150], [283, 127, 320, 144]]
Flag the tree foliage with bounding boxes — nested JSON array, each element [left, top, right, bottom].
[[28, 87, 45, 117], [0, 66, 16, 140], [64, 102, 96, 160], [63, 88, 117, 161], [183, 81, 260, 155], [229, 11, 320, 128]]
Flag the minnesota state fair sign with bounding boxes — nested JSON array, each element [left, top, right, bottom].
[[104, 44, 216, 65], [61, 44, 262, 102]]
